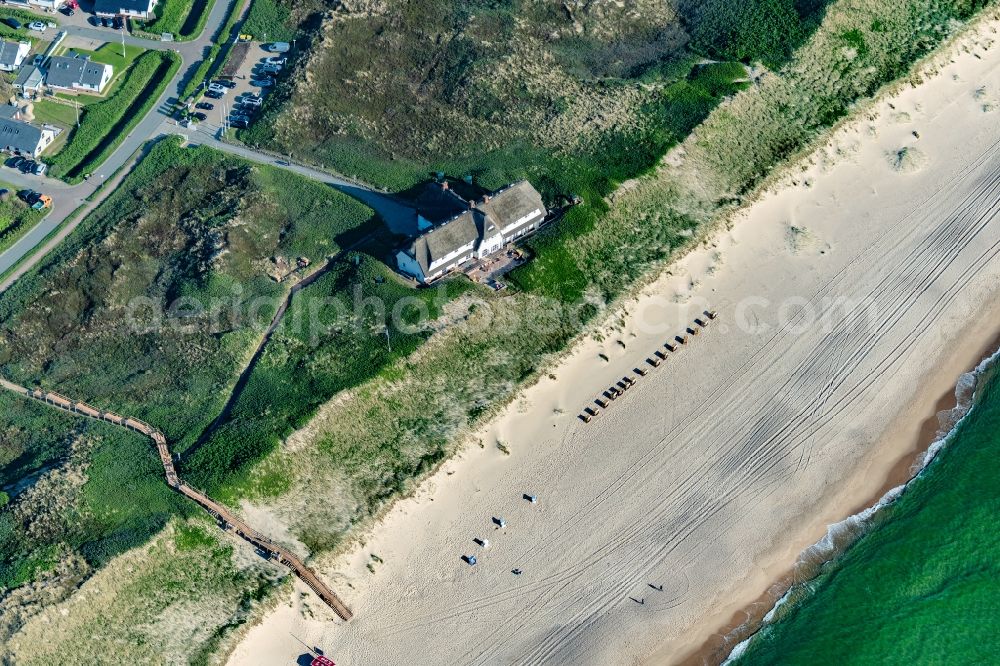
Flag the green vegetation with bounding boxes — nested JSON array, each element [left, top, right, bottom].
[[0, 393, 191, 591], [47, 51, 180, 183], [30, 99, 77, 128], [185, 255, 477, 495], [738, 364, 1000, 665], [0, 190, 45, 255], [242, 0, 295, 42], [180, 0, 246, 99], [0, 137, 372, 586], [680, 0, 828, 67], [140, 0, 215, 40], [0, 7, 54, 41], [83, 43, 146, 72], [2, 518, 279, 664], [0, 0, 995, 660], [223, 0, 995, 559]]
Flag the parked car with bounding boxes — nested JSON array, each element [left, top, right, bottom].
[[242, 94, 262, 105], [251, 78, 274, 88], [267, 42, 290, 53], [28, 21, 46, 32], [191, 111, 208, 122], [264, 56, 287, 66], [88, 16, 102, 26], [207, 82, 226, 94], [112, 16, 124, 29], [205, 90, 223, 99], [230, 119, 249, 129], [195, 102, 213, 110], [4, 18, 21, 30], [20, 160, 36, 174], [33, 162, 46, 176], [216, 79, 236, 89], [102, 17, 114, 28], [7, 156, 25, 169], [230, 112, 250, 122], [60, 5, 75, 15], [259, 64, 281, 74]]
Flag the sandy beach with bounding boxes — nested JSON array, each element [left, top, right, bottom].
[[227, 18, 1000, 666]]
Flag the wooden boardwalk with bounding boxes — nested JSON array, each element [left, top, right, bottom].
[[0, 377, 353, 621]]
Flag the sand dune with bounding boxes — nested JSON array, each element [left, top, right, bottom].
[[228, 21, 1000, 666]]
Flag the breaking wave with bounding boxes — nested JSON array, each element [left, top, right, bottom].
[[722, 347, 1000, 665]]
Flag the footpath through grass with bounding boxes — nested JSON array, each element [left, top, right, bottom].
[[223, 0, 995, 556], [0, 136, 373, 589], [47, 51, 180, 183], [738, 363, 1000, 665]]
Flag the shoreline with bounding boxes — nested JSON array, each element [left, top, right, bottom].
[[226, 9, 1000, 664], [675, 320, 1000, 666]]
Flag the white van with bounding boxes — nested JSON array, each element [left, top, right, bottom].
[[269, 42, 290, 53]]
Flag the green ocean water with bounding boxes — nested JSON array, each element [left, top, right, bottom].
[[737, 355, 1000, 665]]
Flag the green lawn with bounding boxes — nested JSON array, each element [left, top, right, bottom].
[[47, 50, 181, 182], [32, 99, 78, 127], [0, 7, 56, 42], [52, 44, 147, 102], [87, 43, 146, 70]]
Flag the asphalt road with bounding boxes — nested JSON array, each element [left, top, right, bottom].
[[0, 0, 406, 290]]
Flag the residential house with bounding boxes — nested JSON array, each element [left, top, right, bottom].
[[0, 41, 31, 73], [46, 55, 113, 94], [94, 0, 158, 19], [6, 0, 59, 11], [396, 180, 547, 284], [13, 65, 44, 98], [0, 105, 56, 157]]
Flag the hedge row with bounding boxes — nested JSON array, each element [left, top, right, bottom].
[[48, 51, 180, 183]]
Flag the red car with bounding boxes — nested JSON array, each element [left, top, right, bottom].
[[311, 657, 335, 666]]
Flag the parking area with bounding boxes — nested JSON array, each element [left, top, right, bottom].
[[49, 2, 127, 31], [187, 42, 284, 131]]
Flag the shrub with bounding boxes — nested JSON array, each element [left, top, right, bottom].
[[47, 51, 180, 183]]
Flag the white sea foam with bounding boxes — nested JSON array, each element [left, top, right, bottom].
[[721, 348, 999, 664]]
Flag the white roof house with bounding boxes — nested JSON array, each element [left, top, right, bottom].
[[13, 65, 45, 98], [396, 181, 547, 284], [0, 105, 56, 157], [94, 0, 157, 19], [0, 41, 30, 73], [46, 55, 113, 93]]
